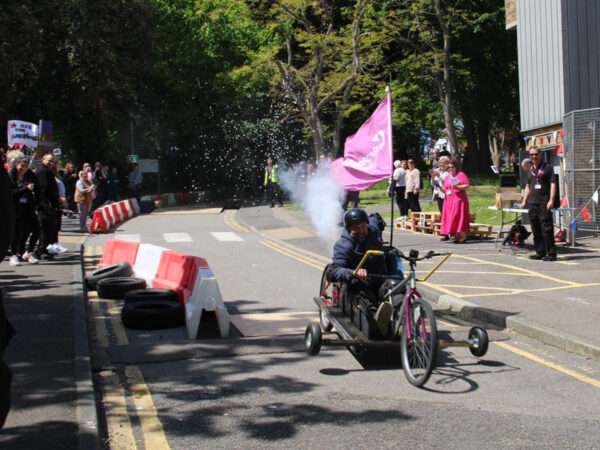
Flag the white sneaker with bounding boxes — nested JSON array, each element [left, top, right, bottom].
[[46, 245, 59, 255], [22, 252, 39, 264], [54, 243, 68, 253], [9, 255, 21, 266]]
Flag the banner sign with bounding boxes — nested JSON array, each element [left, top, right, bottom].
[[7, 120, 39, 148], [330, 91, 393, 191]]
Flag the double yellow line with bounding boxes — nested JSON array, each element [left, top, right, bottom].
[[223, 210, 252, 233], [259, 239, 328, 271], [84, 246, 170, 449]]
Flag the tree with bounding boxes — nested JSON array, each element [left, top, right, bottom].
[[452, 0, 519, 173], [248, 0, 370, 161], [381, 0, 471, 158]]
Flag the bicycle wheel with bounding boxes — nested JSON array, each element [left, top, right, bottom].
[[400, 297, 438, 387]]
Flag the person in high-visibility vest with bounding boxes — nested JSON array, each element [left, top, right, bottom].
[[263, 157, 283, 207]]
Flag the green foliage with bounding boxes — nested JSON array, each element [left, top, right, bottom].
[[0, 0, 519, 194]]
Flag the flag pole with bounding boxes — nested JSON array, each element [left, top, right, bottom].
[[386, 86, 395, 246]]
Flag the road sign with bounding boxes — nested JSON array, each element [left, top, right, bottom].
[[128, 154, 139, 164], [139, 159, 159, 173]]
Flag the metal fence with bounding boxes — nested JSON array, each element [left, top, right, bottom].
[[563, 108, 600, 234]]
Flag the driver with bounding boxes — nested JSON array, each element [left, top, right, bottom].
[[330, 208, 392, 337]]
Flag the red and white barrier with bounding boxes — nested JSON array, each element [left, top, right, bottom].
[[133, 243, 167, 287], [89, 199, 140, 233], [97, 239, 229, 337], [98, 240, 140, 268], [186, 267, 229, 339]]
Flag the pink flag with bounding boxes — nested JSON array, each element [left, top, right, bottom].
[[330, 91, 393, 191]]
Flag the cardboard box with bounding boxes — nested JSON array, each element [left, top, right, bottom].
[[495, 187, 522, 209]]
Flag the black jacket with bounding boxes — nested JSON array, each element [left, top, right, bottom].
[[331, 215, 387, 282], [36, 164, 59, 209], [0, 169, 15, 262], [8, 168, 39, 216]]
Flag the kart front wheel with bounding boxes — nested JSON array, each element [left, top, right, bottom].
[[305, 323, 322, 356], [400, 298, 438, 387], [468, 327, 489, 357]]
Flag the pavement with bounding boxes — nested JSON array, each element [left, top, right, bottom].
[[0, 200, 598, 447], [0, 216, 100, 449], [236, 202, 600, 362]]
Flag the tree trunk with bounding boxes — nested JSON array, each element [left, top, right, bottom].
[[434, 0, 459, 157], [461, 105, 478, 171]]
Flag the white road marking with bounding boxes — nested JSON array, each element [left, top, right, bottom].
[[210, 232, 243, 242], [163, 232, 193, 243], [117, 234, 141, 242], [565, 296, 590, 305]]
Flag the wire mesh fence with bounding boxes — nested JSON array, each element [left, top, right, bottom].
[[563, 108, 600, 234]]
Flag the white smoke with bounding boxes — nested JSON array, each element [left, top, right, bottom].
[[279, 163, 344, 245]]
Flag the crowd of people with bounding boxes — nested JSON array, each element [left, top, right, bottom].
[[0, 147, 137, 266]]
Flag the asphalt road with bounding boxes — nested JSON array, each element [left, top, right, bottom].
[[84, 206, 600, 449]]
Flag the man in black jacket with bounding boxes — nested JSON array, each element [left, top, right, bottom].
[[331, 209, 393, 337], [36, 153, 59, 259], [0, 167, 16, 428]]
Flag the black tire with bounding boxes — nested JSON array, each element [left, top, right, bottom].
[[121, 300, 185, 330], [85, 262, 133, 291], [468, 327, 489, 357], [97, 277, 147, 300], [319, 309, 333, 332], [305, 323, 322, 356], [400, 298, 438, 387], [124, 289, 179, 306]]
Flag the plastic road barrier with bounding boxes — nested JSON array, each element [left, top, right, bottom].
[[152, 251, 209, 303], [132, 243, 168, 287], [185, 268, 230, 338], [98, 240, 140, 268]]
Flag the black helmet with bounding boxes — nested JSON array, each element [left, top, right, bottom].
[[344, 208, 368, 229]]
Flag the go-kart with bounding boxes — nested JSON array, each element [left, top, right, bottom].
[[304, 247, 489, 388]]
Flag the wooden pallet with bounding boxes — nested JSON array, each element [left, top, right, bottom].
[[433, 222, 495, 239]]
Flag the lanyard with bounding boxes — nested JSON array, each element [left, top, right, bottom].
[[530, 163, 544, 184]]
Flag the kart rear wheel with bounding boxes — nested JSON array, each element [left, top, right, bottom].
[[319, 309, 333, 332], [305, 323, 322, 356], [400, 298, 437, 387], [320, 264, 334, 303], [468, 327, 489, 357]]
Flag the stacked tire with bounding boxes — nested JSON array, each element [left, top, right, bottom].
[[86, 262, 184, 330], [121, 289, 184, 330], [85, 262, 133, 291]]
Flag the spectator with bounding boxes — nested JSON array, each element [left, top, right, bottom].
[[263, 157, 283, 207], [429, 149, 440, 190], [92, 162, 108, 210], [50, 162, 68, 254], [7, 151, 39, 265], [439, 159, 471, 244], [128, 164, 143, 202], [61, 162, 78, 214], [75, 170, 95, 232], [392, 160, 408, 216], [432, 155, 451, 241], [405, 159, 421, 213], [36, 153, 60, 260], [0, 162, 16, 429], [306, 163, 315, 180], [107, 167, 119, 201], [342, 190, 360, 212], [431, 155, 450, 212], [520, 147, 558, 261]]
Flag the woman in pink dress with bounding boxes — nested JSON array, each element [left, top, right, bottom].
[[439, 159, 470, 243]]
